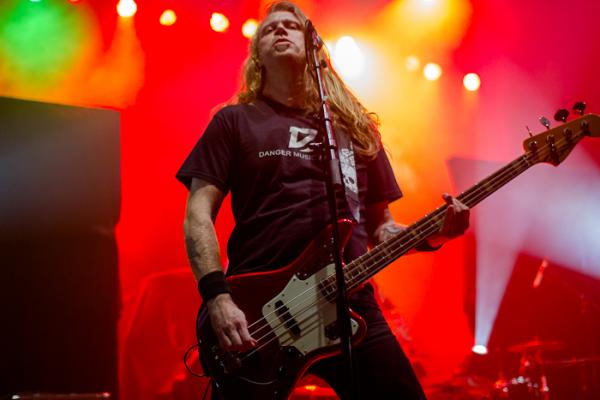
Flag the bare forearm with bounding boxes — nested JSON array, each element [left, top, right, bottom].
[[183, 215, 223, 281]]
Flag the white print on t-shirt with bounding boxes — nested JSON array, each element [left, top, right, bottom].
[[339, 147, 358, 194], [288, 126, 318, 153], [257, 126, 319, 160], [258, 149, 314, 160]]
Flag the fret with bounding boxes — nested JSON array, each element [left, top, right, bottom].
[[457, 157, 530, 209], [353, 261, 367, 278], [378, 243, 392, 258], [348, 269, 358, 280], [408, 228, 423, 243], [349, 263, 365, 280]]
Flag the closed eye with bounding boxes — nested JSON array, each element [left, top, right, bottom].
[[284, 21, 301, 30], [260, 19, 302, 36], [261, 25, 274, 35]]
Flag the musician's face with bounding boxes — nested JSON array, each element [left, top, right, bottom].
[[257, 11, 306, 72]]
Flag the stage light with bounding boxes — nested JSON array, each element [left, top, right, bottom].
[[69, 0, 82, 3], [463, 73, 481, 91], [405, 55, 420, 72], [159, 9, 177, 26], [117, 0, 137, 18], [210, 12, 229, 33], [304, 385, 317, 392], [423, 62, 442, 81], [472, 344, 488, 355], [29, 0, 42, 3], [242, 19, 258, 39], [332, 36, 364, 79]]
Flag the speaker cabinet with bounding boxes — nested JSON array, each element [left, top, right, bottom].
[[0, 97, 121, 398]]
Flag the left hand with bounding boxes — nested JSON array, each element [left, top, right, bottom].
[[428, 193, 470, 247]]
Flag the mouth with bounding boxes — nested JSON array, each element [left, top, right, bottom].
[[274, 39, 291, 45]]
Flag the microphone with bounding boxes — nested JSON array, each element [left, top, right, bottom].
[[532, 258, 549, 289], [304, 19, 323, 51]]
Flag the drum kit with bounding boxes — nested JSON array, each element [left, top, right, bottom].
[[492, 338, 600, 400], [427, 338, 600, 400], [491, 338, 560, 400]]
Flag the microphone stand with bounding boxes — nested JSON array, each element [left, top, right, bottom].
[[305, 20, 357, 400]]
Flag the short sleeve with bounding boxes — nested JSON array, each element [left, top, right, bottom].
[[176, 109, 237, 192], [365, 148, 402, 205]]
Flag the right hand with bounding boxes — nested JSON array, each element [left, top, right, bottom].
[[206, 293, 257, 351]]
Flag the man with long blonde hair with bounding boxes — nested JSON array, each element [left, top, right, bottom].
[[178, 2, 469, 398]]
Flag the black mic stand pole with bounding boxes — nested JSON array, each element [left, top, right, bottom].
[[305, 20, 357, 400]]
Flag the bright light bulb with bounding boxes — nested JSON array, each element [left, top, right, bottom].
[[472, 344, 488, 355], [117, 0, 137, 18], [160, 9, 177, 26], [242, 19, 258, 39], [463, 72, 481, 91], [332, 36, 364, 79], [210, 12, 229, 33], [423, 62, 442, 81]]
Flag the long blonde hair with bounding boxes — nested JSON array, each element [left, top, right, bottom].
[[237, 1, 381, 159]]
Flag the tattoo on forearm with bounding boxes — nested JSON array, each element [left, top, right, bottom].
[[380, 223, 404, 243]]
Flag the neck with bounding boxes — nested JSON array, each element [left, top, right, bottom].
[[262, 66, 307, 109]]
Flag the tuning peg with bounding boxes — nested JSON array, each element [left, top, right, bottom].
[[573, 101, 586, 115], [539, 116, 551, 130], [553, 109, 569, 122]]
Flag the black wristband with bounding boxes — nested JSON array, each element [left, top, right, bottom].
[[197, 271, 231, 301], [416, 240, 443, 252]]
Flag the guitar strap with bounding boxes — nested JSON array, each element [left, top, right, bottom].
[[336, 131, 360, 223]]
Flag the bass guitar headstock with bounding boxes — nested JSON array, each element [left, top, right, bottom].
[[523, 102, 600, 166]]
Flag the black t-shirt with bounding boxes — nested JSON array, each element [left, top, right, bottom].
[[177, 96, 402, 275]]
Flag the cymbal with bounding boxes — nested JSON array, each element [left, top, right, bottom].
[[547, 356, 600, 367], [507, 338, 565, 353]]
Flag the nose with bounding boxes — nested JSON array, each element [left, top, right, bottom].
[[274, 23, 287, 35]]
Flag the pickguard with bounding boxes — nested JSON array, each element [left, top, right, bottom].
[[262, 263, 359, 355]]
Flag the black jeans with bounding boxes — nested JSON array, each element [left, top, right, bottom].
[[307, 284, 427, 400]]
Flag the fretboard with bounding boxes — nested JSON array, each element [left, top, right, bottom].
[[342, 152, 535, 291]]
